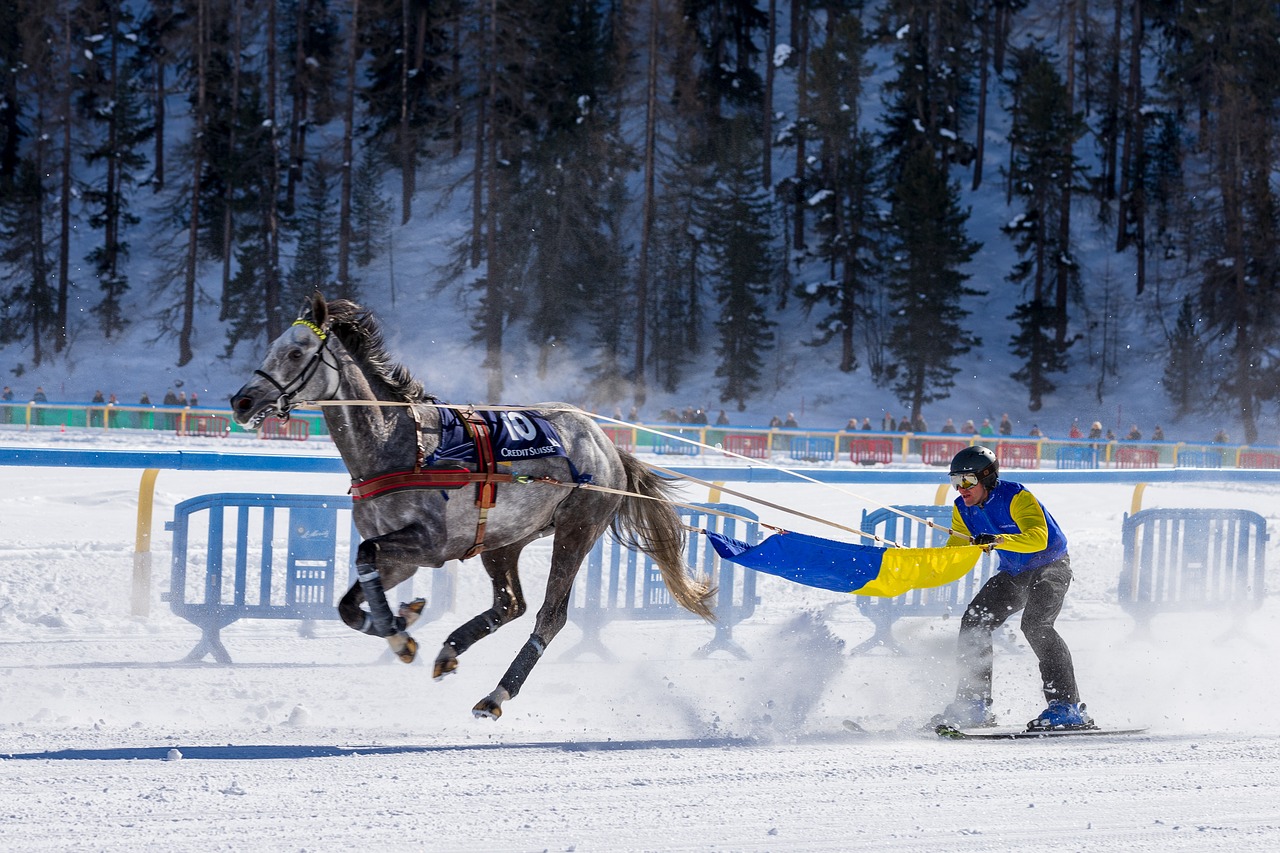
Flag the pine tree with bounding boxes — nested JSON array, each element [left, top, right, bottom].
[[701, 121, 776, 410], [882, 146, 982, 420], [286, 163, 338, 305], [0, 158, 56, 364], [351, 147, 392, 270], [794, 13, 881, 374], [1003, 45, 1085, 410]]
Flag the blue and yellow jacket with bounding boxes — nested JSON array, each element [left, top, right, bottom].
[[946, 480, 1068, 576]]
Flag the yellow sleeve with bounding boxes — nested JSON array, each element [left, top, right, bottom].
[[998, 490, 1050, 553], [946, 505, 971, 547]]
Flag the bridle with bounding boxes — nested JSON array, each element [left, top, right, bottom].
[[253, 318, 341, 420]]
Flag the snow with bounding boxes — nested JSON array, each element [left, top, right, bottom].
[[2, 426, 1279, 851]]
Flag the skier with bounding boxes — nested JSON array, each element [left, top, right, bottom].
[[933, 445, 1093, 732]]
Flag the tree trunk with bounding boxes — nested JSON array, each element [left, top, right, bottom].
[[762, 0, 775, 188], [56, 8, 72, 353], [337, 0, 359, 299], [633, 0, 660, 409], [1055, 0, 1077, 347]]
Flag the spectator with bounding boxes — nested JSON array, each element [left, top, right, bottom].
[[998, 413, 1013, 436], [897, 415, 912, 432], [657, 407, 679, 422], [783, 412, 800, 428], [91, 390, 105, 404], [32, 386, 48, 403], [1, 385, 12, 401], [108, 393, 118, 405], [90, 390, 106, 427], [163, 388, 180, 406], [979, 418, 995, 437], [845, 417, 860, 431], [178, 391, 188, 406], [882, 412, 896, 431], [1151, 425, 1165, 441], [139, 392, 152, 405], [941, 418, 958, 434], [861, 417, 873, 430], [1124, 424, 1142, 441], [962, 419, 977, 435], [1212, 428, 1229, 444], [715, 409, 730, 426], [1028, 424, 1043, 438], [1088, 421, 1103, 440], [692, 408, 708, 425], [913, 413, 929, 433], [627, 405, 638, 421], [1068, 419, 1083, 439], [1106, 428, 1116, 441], [1, 385, 11, 425], [769, 414, 783, 428]]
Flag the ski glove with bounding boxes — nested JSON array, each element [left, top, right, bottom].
[[970, 533, 1001, 551]]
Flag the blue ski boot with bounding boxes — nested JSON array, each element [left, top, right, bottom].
[[1027, 701, 1095, 731], [931, 698, 996, 731]]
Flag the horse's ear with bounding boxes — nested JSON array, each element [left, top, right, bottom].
[[310, 291, 328, 327]]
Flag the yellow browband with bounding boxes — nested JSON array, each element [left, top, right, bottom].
[[292, 319, 327, 341]]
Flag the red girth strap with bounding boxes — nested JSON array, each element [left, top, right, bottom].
[[349, 467, 514, 501]]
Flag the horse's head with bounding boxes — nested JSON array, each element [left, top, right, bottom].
[[230, 292, 341, 428]]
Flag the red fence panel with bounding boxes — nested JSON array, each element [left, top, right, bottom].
[[259, 418, 311, 441], [920, 439, 969, 466], [178, 414, 230, 439], [601, 426, 634, 452], [723, 433, 771, 459], [997, 441, 1040, 469], [849, 438, 894, 465], [1240, 451, 1280, 469], [1115, 446, 1158, 469]]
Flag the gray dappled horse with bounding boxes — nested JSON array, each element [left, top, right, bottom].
[[230, 293, 714, 719]]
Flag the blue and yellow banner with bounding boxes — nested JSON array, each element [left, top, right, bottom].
[[705, 531, 984, 596]]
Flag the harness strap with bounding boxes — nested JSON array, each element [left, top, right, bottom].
[[458, 408, 500, 558], [349, 467, 515, 501]]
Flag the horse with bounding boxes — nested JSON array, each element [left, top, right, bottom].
[[230, 292, 714, 719]]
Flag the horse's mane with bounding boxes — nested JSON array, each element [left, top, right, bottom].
[[313, 299, 429, 403]]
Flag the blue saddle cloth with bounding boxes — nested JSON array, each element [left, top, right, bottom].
[[427, 408, 567, 466]]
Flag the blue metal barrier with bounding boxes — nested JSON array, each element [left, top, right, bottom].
[[1176, 449, 1224, 468], [789, 436, 835, 462], [1055, 445, 1099, 469], [1119, 508, 1268, 635], [565, 503, 760, 660], [652, 430, 701, 455], [164, 493, 451, 663], [852, 505, 998, 654]]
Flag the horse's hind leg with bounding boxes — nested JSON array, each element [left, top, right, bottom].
[[473, 528, 596, 720], [433, 542, 528, 680]]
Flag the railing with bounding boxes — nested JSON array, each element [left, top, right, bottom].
[[164, 492, 448, 663], [4, 403, 1275, 471]]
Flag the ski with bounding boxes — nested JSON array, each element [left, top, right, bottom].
[[934, 724, 1149, 740]]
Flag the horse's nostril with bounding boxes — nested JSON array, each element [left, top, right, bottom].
[[231, 396, 251, 412]]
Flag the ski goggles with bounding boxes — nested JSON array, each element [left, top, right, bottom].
[[950, 472, 982, 490]]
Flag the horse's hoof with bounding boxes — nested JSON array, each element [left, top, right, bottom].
[[388, 634, 418, 664], [433, 654, 458, 681], [472, 698, 502, 720], [398, 598, 427, 628]]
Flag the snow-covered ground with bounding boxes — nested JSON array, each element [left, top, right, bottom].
[[1, 427, 1278, 851]]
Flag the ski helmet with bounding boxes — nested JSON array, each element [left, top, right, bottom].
[[950, 445, 998, 491]]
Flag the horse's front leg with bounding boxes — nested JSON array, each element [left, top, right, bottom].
[[433, 542, 528, 679], [337, 532, 425, 663]]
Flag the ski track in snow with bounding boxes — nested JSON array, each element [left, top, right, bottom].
[[1, 429, 1278, 851]]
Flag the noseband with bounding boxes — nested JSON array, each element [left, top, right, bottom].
[[254, 319, 339, 420]]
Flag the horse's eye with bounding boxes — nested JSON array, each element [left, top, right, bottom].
[[289, 348, 304, 360]]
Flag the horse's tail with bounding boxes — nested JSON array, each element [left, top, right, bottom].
[[613, 451, 716, 622]]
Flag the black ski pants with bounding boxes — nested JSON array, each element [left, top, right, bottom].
[[954, 555, 1080, 706]]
